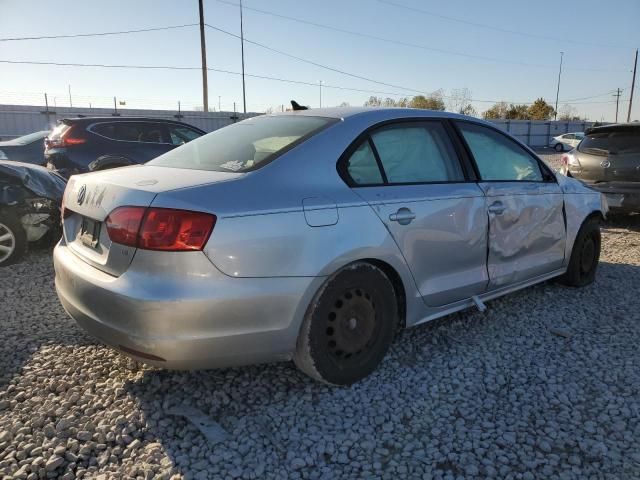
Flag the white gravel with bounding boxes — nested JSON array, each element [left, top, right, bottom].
[[1, 194, 640, 478]]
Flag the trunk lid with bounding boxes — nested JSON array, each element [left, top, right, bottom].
[[62, 165, 243, 276]]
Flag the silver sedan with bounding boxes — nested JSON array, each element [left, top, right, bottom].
[[53, 108, 607, 385]]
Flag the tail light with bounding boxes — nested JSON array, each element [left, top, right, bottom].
[[45, 126, 86, 149], [105, 206, 216, 251], [561, 154, 569, 165]]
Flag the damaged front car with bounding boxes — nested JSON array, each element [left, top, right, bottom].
[[0, 160, 66, 266]]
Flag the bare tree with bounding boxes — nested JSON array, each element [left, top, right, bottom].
[[558, 104, 581, 121], [448, 88, 476, 116]]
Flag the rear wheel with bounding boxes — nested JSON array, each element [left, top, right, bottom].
[[554, 143, 564, 152], [558, 217, 601, 287], [0, 214, 26, 267], [294, 262, 398, 385]]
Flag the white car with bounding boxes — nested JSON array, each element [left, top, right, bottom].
[[550, 132, 584, 152]]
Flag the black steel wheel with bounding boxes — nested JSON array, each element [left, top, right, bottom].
[[294, 262, 398, 385]]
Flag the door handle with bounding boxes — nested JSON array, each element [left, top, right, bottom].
[[488, 201, 505, 215], [389, 208, 416, 225]]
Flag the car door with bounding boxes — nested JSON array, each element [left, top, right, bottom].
[[455, 121, 566, 289], [342, 120, 488, 307], [564, 134, 576, 147]]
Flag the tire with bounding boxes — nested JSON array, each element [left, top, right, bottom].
[[294, 262, 398, 385], [0, 213, 27, 267], [558, 217, 601, 287], [554, 143, 564, 152]]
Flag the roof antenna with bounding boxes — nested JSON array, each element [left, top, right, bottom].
[[291, 100, 308, 111]]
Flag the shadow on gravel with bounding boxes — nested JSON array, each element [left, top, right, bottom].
[[121, 260, 640, 478], [0, 251, 96, 388], [604, 212, 640, 232]]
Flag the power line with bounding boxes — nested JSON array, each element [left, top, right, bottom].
[[0, 24, 198, 42], [0, 59, 621, 107], [214, 0, 626, 73], [376, 0, 635, 50], [205, 23, 427, 94]]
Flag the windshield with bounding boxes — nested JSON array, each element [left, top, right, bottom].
[[579, 129, 640, 156], [147, 115, 335, 172]]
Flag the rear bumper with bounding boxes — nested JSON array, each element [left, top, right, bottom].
[[53, 242, 320, 369], [589, 183, 640, 212]]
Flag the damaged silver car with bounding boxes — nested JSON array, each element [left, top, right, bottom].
[[53, 108, 607, 385], [0, 161, 66, 266]]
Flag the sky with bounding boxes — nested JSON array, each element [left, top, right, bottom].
[[1, 0, 639, 121]]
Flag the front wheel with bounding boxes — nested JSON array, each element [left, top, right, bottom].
[[554, 143, 564, 152], [294, 262, 398, 385], [558, 217, 601, 287]]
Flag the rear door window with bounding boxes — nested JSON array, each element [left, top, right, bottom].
[[370, 123, 464, 183], [136, 123, 168, 143], [91, 122, 168, 143], [91, 123, 117, 139]]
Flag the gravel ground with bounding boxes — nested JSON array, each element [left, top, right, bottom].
[[1, 180, 640, 479]]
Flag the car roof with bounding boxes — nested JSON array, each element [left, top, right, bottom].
[[60, 117, 203, 127], [268, 106, 475, 122], [585, 123, 640, 134]]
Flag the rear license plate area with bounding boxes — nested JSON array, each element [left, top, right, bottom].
[[79, 217, 101, 248]]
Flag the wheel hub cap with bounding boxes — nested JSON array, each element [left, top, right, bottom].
[[0, 223, 16, 263], [326, 288, 376, 359]]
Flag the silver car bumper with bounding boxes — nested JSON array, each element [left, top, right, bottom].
[[53, 242, 319, 369]]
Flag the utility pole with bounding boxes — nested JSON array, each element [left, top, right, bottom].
[[613, 88, 622, 123], [198, 0, 209, 112], [554, 51, 564, 121], [239, 0, 247, 113], [218, 95, 221, 111], [319, 80, 323, 108], [627, 48, 638, 123], [68, 85, 73, 108]]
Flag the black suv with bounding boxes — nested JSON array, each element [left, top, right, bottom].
[[560, 123, 640, 212], [45, 117, 206, 178]]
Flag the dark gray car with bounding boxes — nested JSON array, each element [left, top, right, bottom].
[[560, 123, 640, 212], [0, 131, 49, 165]]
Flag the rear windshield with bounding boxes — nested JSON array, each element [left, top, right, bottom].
[[9, 131, 49, 145], [147, 115, 335, 172], [49, 123, 71, 141], [579, 129, 640, 156]]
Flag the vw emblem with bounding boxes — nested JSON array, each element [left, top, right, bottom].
[[77, 185, 87, 205], [600, 160, 611, 168]]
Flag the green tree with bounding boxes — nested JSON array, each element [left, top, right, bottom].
[[459, 104, 478, 117], [528, 98, 555, 120], [506, 104, 530, 120], [410, 90, 445, 110]]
